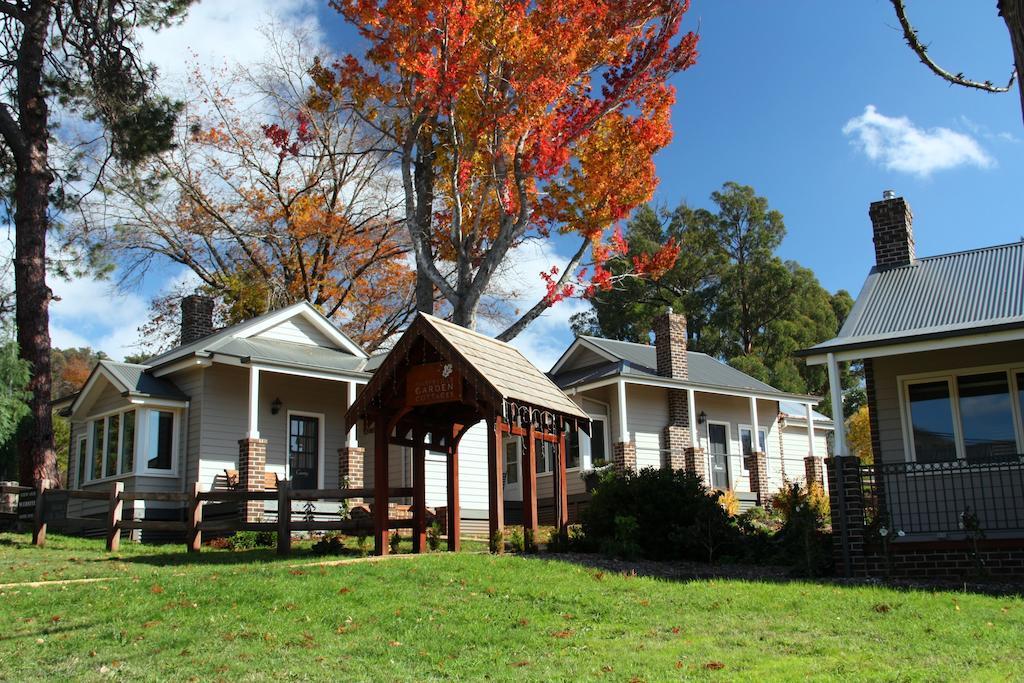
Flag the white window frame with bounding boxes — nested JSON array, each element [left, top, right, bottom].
[[580, 397, 611, 471], [738, 424, 768, 475], [137, 407, 181, 477], [84, 407, 144, 484], [74, 434, 88, 488], [285, 410, 325, 488], [897, 362, 1024, 464]]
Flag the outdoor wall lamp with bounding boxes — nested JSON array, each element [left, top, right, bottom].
[[698, 410, 707, 425], [271, 397, 282, 415]]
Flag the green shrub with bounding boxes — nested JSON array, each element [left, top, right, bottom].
[[508, 527, 525, 553], [768, 482, 832, 576], [312, 533, 347, 555], [389, 531, 402, 554], [489, 528, 504, 554], [226, 531, 276, 551], [427, 521, 442, 551], [582, 467, 741, 562], [546, 526, 569, 553], [356, 534, 370, 557]]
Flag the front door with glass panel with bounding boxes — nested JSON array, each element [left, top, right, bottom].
[[288, 415, 319, 489], [503, 438, 522, 501], [708, 423, 730, 490]]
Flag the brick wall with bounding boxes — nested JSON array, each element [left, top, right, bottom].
[[238, 438, 267, 522], [663, 389, 692, 469], [652, 311, 688, 379], [827, 456, 866, 577], [863, 358, 883, 464], [612, 441, 636, 473], [869, 195, 914, 269], [804, 456, 825, 489], [863, 541, 1024, 580], [339, 447, 365, 505], [181, 294, 215, 345], [684, 447, 707, 483], [744, 452, 768, 504]]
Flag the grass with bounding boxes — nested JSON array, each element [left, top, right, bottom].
[[1, 533, 1023, 681]]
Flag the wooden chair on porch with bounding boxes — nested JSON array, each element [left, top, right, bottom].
[[222, 469, 279, 491]]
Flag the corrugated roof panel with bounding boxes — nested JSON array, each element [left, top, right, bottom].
[[810, 241, 1024, 351]]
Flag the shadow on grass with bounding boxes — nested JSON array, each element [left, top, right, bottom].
[[120, 547, 369, 568], [522, 551, 1024, 598]]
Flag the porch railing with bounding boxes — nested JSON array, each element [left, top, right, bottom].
[[861, 457, 1024, 536]]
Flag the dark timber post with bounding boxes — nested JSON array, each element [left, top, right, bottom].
[[277, 480, 291, 556], [106, 482, 124, 552], [487, 416, 504, 551], [187, 482, 203, 553], [447, 424, 461, 552], [412, 427, 427, 553], [31, 483, 46, 547], [374, 418, 390, 556], [556, 430, 569, 531]]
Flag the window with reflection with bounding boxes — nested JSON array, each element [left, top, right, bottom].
[[147, 410, 175, 471], [908, 381, 957, 463], [957, 372, 1016, 463]]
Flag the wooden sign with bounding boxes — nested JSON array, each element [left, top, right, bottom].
[[406, 361, 462, 406]]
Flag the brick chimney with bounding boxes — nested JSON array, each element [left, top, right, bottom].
[[651, 308, 687, 380], [180, 294, 214, 345], [869, 190, 915, 269]]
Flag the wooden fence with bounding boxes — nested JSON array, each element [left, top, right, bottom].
[[0, 483, 415, 555]]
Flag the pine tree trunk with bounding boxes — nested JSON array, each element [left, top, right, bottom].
[[13, 1, 58, 488]]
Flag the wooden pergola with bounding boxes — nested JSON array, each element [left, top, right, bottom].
[[345, 313, 590, 555]]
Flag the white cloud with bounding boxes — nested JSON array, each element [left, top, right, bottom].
[[842, 105, 994, 177], [477, 239, 588, 372], [140, 0, 324, 84]]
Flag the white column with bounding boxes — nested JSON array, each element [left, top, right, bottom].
[[247, 366, 261, 439], [616, 380, 629, 443], [345, 381, 359, 447], [827, 352, 847, 456], [749, 396, 760, 450], [805, 403, 816, 458], [687, 388, 697, 448]]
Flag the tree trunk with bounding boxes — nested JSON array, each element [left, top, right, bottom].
[[1000, 0, 1024, 125], [13, 1, 58, 488]]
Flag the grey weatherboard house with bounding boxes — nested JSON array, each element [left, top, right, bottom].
[[803, 191, 1024, 578]]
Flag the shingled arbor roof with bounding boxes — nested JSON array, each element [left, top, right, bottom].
[[346, 313, 590, 557]]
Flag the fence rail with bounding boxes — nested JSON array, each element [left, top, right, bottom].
[[4, 482, 417, 555], [862, 457, 1024, 536]]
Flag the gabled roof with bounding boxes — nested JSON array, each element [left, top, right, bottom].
[[778, 400, 832, 426], [551, 336, 818, 402], [145, 301, 369, 371], [348, 313, 588, 425], [804, 241, 1024, 356], [69, 360, 187, 415]]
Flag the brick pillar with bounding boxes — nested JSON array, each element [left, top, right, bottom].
[[612, 441, 636, 474], [744, 451, 768, 504], [827, 456, 866, 577], [339, 447, 365, 506], [804, 456, 825, 490], [663, 389, 691, 470], [238, 438, 267, 522], [684, 447, 707, 483]]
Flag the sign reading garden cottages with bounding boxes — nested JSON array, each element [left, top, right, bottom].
[[406, 362, 462, 406]]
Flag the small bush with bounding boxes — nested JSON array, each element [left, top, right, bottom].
[[312, 533, 347, 556], [427, 521, 443, 551], [582, 467, 741, 562], [389, 531, 402, 554], [226, 531, 276, 551], [356, 534, 370, 557], [719, 489, 740, 517], [489, 528, 504, 554], [546, 526, 569, 553], [508, 527, 525, 553], [768, 481, 832, 576]]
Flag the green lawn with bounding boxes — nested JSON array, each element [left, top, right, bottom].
[[1, 533, 1022, 681]]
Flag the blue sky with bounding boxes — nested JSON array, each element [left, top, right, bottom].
[[46, 1, 1023, 369]]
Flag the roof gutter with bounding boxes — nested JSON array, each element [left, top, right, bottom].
[[564, 374, 821, 404]]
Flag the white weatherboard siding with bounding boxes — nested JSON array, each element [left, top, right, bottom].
[[691, 393, 780, 494], [254, 316, 336, 347], [451, 421, 490, 514], [779, 425, 831, 489], [625, 384, 668, 470]]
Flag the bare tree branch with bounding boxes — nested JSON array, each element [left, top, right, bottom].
[[890, 0, 1016, 94]]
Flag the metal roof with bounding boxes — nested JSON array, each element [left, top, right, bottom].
[[806, 241, 1024, 355], [553, 336, 815, 401], [778, 400, 832, 425], [100, 361, 187, 400], [210, 338, 369, 376], [421, 315, 588, 419]]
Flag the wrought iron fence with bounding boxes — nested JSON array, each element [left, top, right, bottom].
[[861, 457, 1024, 536]]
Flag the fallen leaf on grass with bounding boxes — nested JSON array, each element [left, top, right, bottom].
[[142, 620, 161, 629], [149, 585, 164, 594], [671, 626, 681, 634], [704, 661, 725, 670], [50, 615, 61, 623], [639, 599, 650, 607], [551, 629, 574, 639], [389, 641, 402, 647], [873, 603, 891, 614], [675, 661, 683, 669], [511, 661, 530, 667], [289, 570, 305, 576], [338, 587, 351, 595]]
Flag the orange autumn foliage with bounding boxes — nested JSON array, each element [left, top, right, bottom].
[[313, 0, 697, 332]]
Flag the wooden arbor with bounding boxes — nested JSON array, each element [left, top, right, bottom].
[[345, 313, 590, 555]]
